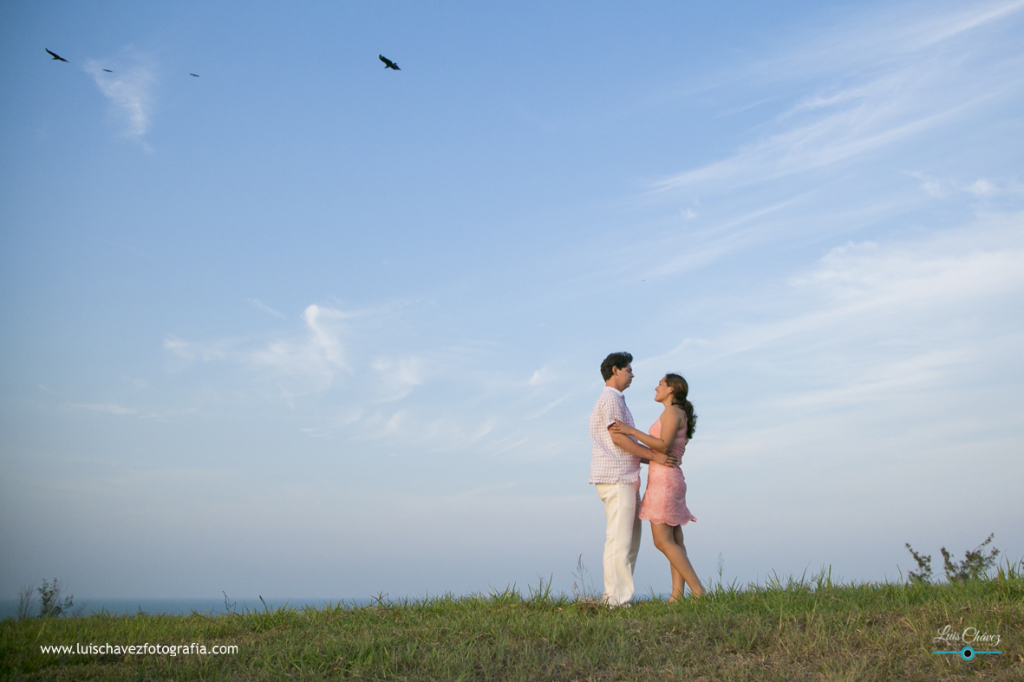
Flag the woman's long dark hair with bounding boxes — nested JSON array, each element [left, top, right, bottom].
[[664, 373, 696, 439]]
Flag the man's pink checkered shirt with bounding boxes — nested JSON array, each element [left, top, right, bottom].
[[588, 386, 640, 484]]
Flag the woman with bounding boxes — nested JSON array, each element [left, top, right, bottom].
[[611, 373, 703, 601]]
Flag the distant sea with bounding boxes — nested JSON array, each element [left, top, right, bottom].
[[0, 597, 373, 620]]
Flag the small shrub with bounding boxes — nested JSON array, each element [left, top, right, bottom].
[[904, 543, 933, 584], [37, 578, 73, 618], [905, 533, 1001, 584], [941, 532, 1000, 582]]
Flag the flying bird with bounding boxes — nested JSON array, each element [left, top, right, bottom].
[[102, 69, 112, 73], [189, 73, 200, 77], [45, 48, 68, 62], [378, 54, 400, 71]]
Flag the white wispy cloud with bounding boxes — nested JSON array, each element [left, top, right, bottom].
[[643, 195, 808, 279], [63, 402, 198, 421], [655, 78, 975, 195], [967, 179, 999, 197], [453, 482, 517, 499], [746, 0, 1024, 83], [907, 173, 1024, 201], [247, 298, 285, 318], [571, 0, 1024, 302], [527, 394, 570, 419], [68, 402, 137, 416], [790, 212, 1024, 313], [907, 0, 1024, 48], [768, 348, 977, 411], [615, 200, 1024, 513], [165, 304, 353, 398], [371, 356, 424, 402], [157, 300, 546, 450], [84, 49, 157, 142], [528, 367, 554, 387], [163, 336, 227, 362], [651, 2, 1024, 200], [648, 210, 1024, 427], [247, 304, 349, 387]]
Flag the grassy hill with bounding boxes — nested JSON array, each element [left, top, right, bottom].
[[2, 571, 1022, 680]]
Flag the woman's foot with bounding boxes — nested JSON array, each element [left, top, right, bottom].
[[668, 589, 702, 603]]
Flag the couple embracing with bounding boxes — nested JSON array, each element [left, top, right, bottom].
[[588, 352, 704, 606]]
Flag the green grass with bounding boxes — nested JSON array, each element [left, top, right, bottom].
[[2, 571, 1022, 681]]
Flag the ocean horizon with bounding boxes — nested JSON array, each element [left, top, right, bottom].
[[0, 596, 377, 620], [1, 592, 680, 619]]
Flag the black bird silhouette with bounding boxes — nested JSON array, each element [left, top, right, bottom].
[[102, 69, 112, 73], [189, 73, 200, 77], [45, 48, 68, 62], [378, 54, 400, 71]]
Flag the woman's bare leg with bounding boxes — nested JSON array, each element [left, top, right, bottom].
[[669, 565, 685, 601], [673, 525, 704, 598], [651, 523, 704, 600]]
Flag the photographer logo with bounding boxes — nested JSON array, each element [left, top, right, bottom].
[[932, 625, 1002, 660]]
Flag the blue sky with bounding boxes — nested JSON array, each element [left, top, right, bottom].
[[2, 0, 1023, 601]]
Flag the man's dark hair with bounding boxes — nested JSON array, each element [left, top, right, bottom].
[[600, 352, 633, 381]]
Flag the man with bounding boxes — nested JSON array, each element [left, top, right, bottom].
[[588, 352, 676, 606]]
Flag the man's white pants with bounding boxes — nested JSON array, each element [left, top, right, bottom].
[[595, 480, 641, 605]]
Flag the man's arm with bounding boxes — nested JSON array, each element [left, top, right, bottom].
[[610, 430, 678, 467]]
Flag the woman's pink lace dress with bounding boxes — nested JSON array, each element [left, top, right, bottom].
[[638, 416, 697, 526]]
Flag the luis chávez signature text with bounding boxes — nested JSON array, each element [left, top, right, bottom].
[[933, 625, 1001, 647]]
